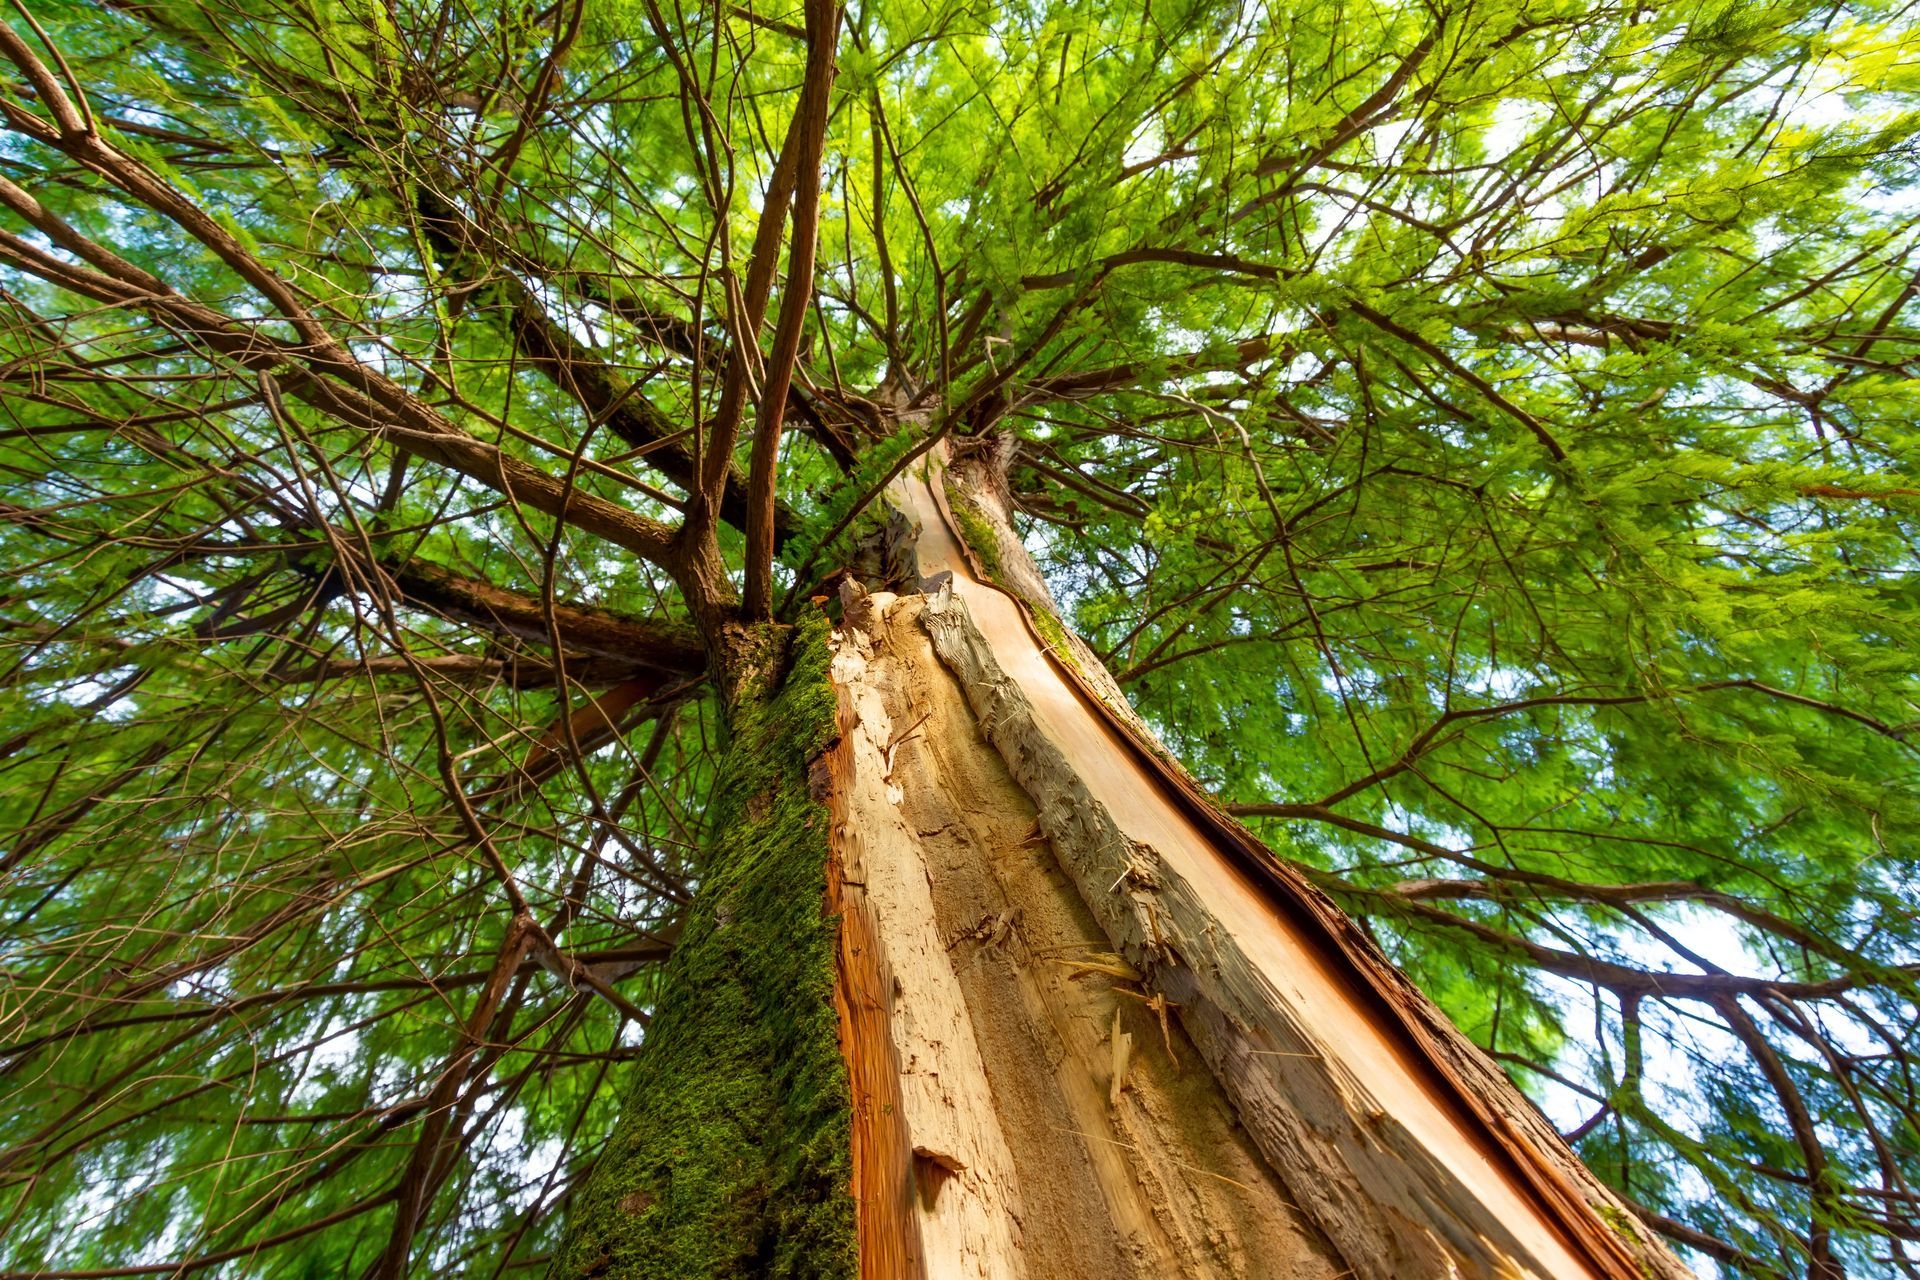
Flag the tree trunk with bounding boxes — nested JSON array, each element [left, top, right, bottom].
[[551, 445, 1691, 1280]]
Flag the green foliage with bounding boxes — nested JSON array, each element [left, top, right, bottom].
[[781, 422, 921, 584], [0, 0, 1914, 1275]]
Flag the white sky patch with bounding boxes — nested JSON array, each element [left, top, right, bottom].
[[167, 963, 237, 1004], [1857, 180, 1920, 217], [1368, 118, 1414, 163], [1482, 98, 1544, 160], [35, 676, 140, 721], [1454, 662, 1535, 702], [67, 1156, 189, 1266], [1298, 189, 1346, 259], [286, 1015, 365, 1106], [1122, 120, 1165, 171], [1283, 348, 1321, 382]]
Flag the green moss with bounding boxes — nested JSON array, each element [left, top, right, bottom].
[[1595, 1200, 1648, 1248], [1596, 1202, 1639, 1242], [1025, 604, 1082, 674], [1593, 1203, 1661, 1278], [548, 616, 855, 1280], [942, 477, 1005, 580], [943, 476, 1082, 676]]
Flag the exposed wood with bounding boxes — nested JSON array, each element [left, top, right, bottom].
[[827, 593, 1344, 1279], [824, 673, 927, 1280], [901, 453, 1689, 1280], [829, 607, 1029, 1278]]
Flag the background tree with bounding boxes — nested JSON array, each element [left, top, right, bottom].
[[0, 0, 1915, 1275]]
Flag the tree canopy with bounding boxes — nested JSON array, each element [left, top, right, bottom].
[[0, 0, 1916, 1275]]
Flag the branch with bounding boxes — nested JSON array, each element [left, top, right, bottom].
[[379, 556, 704, 675], [1019, 246, 1292, 291], [503, 280, 798, 544], [0, 1191, 399, 1279], [1713, 994, 1846, 1279], [0, 92, 687, 573], [1345, 883, 1909, 1002], [1021, 331, 1296, 400], [1345, 299, 1568, 462], [272, 652, 646, 688], [1360, 869, 1862, 971], [1623, 1197, 1788, 1279], [0, 202, 680, 565], [1294, 680, 1910, 812], [469, 673, 688, 806], [375, 918, 533, 1278], [0, 944, 673, 1063], [1246, 802, 1903, 998], [742, 0, 840, 619]]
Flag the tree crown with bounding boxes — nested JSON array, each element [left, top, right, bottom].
[[0, 0, 1916, 1275]]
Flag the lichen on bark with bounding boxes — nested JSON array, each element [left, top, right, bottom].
[[547, 614, 855, 1280]]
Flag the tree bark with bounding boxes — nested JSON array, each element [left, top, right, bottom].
[[552, 445, 1692, 1280]]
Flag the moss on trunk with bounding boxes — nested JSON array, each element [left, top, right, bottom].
[[942, 472, 1082, 675], [548, 615, 855, 1280]]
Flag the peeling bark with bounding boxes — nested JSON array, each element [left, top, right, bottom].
[[818, 449, 1692, 1280]]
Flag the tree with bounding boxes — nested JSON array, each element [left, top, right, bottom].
[[0, 0, 1915, 1274]]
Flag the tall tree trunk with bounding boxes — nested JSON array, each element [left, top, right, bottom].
[[551, 444, 1690, 1280]]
